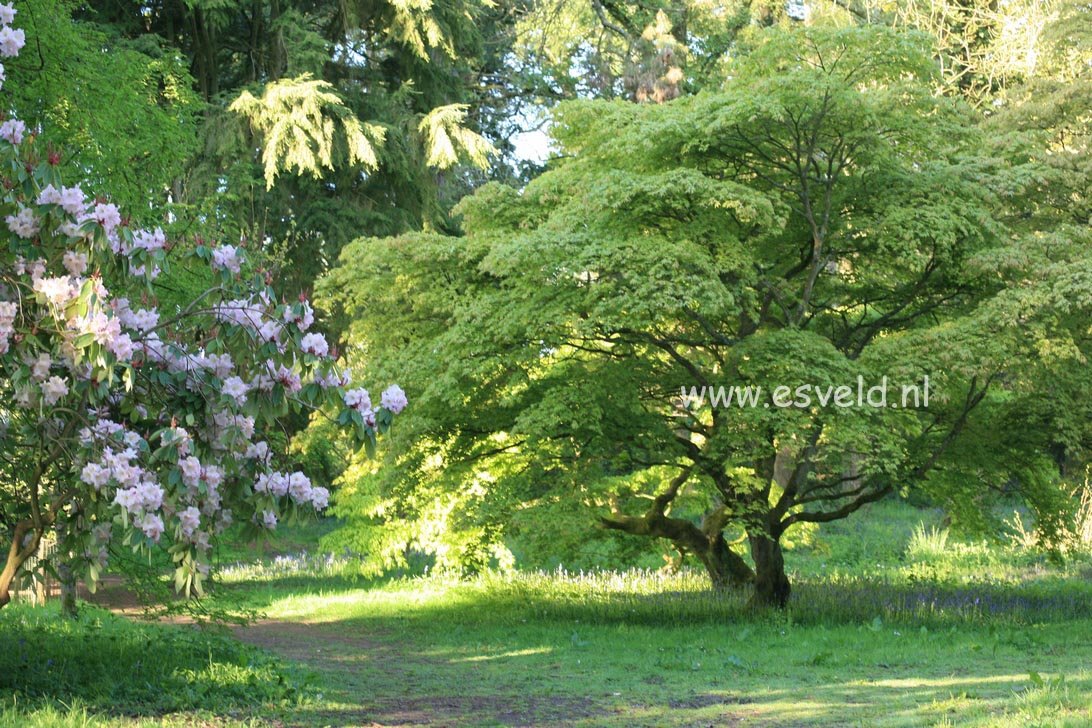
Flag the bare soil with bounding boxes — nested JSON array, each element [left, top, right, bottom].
[[230, 618, 603, 728]]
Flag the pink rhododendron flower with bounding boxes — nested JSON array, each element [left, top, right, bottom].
[[206, 352, 233, 378], [178, 506, 201, 539], [94, 202, 122, 233], [222, 375, 249, 404], [245, 441, 271, 464], [211, 244, 242, 274], [135, 480, 164, 511], [283, 300, 315, 331], [113, 487, 140, 515], [0, 26, 22, 57], [380, 384, 408, 414], [179, 456, 202, 488], [288, 472, 312, 503], [344, 387, 371, 412], [0, 116, 23, 143], [80, 462, 111, 491], [6, 206, 37, 238], [137, 513, 165, 541], [62, 250, 88, 276], [109, 332, 134, 362], [131, 227, 166, 252], [41, 375, 68, 405], [33, 276, 77, 307], [37, 184, 62, 206], [300, 332, 329, 358], [29, 352, 50, 381], [59, 185, 85, 215], [0, 300, 15, 328]]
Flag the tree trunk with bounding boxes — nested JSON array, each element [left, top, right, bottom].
[[748, 533, 791, 608], [57, 561, 77, 617], [0, 522, 40, 610], [55, 521, 78, 619], [696, 532, 754, 590]]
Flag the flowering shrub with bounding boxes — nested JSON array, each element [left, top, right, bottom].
[[0, 2, 405, 606]]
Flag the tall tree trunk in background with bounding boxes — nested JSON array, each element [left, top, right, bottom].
[[191, 7, 219, 99], [270, 0, 286, 80], [248, 0, 264, 83]]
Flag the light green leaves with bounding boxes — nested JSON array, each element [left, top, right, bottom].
[[418, 104, 496, 170], [230, 75, 386, 188]]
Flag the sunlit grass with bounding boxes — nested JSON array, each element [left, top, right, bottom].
[[11, 500, 1092, 727], [218, 549, 367, 582]]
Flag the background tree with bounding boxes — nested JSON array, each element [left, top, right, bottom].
[[319, 25, 1087, 607], [7, 0, 202, 216], [72, 0, 530, 301]]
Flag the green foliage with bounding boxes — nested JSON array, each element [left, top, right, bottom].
[[418, 104, 497, 170], [8, 0, 201, 215], [230, 76, 385, 188], [0, 604, 313, 715], [320, 24, 1087, 603], [74, 0, 536, 315], [511, 0, 769, 101]]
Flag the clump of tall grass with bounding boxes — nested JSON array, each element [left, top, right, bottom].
[[465, 567, 739, 626], [1073, 486, 1092, 550], [0, 700, 100, 728], [906, 522, 950, 561], [212, 542, 1092, 629]]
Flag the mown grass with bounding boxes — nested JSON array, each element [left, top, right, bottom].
[[7, 499, 1092, 726]]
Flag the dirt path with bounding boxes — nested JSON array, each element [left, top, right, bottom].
[[230, 618, 602, 728], [84, 578, 603, 726]]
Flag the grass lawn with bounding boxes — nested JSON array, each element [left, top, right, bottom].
[[4, 500, 1092, 727]]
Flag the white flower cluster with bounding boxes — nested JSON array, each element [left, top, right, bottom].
[[0, 300, 16, 354], [381, 384, 409, 414], [211, 244, 243, 274], [0, 3, 23, 63], [253, 470, 330, 517]]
